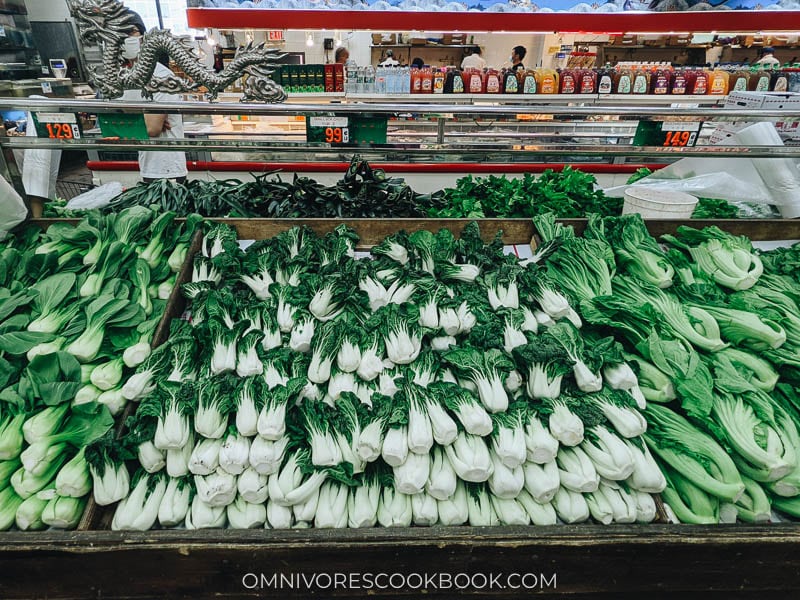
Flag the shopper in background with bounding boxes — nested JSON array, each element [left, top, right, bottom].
[[461, 47, 486, 71], [335, 46, 357, 69], [21, 95, 61, 218], [411, 57, 425, 69], [755, 47, 781, 67], [511, 46, 527, 72], [380, 49, 400, 67], [120, 10, 188, 184]]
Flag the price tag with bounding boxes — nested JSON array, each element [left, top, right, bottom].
[[633, 120, 702, 148], [41, 81, 52, 94], [307, 116, 350, 145], [41, 65, 49, 74], [31, 112, 81, 140], [0, 26, 5, 38]]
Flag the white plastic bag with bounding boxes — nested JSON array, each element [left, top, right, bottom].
[[0, 174, 28, 240], [66, 182, 123, 210]]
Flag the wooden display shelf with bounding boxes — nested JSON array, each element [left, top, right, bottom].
[[0, 525, 798, 599]]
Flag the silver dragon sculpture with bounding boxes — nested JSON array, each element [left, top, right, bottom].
[[68, 0, 288, 102]]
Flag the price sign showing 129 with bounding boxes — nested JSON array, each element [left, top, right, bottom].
[[32, 112, 81, 140]]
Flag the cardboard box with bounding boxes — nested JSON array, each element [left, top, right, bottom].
[[409, 37, 428, 46], [371, 33, 396, 45], [324, 64, 335, 93], [443, 33, 466, 45]]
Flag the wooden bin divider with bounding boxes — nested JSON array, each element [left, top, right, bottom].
[[76, 230, 204, 531]]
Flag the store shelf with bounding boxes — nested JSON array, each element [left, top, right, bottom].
[[187, 8, 800, 34], [217, 91, 710, 106]]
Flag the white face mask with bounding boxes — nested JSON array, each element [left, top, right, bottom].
[[123, 36, 141, 60]]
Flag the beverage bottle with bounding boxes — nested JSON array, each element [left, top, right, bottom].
[[614, 66, 633, 94], [421, 67, 434, 93], [375, 66, 386, 94], [522, 68, 537, 94], [730, 67, 749, 92], [363, 65, 375, 94], [504, 68, 520, 93], [411, 67, 422, 94], [578, 68, 597, 94], [650, 67, 672, 94], [709, 68, 729, 95], [772, 65, 789, 92], [559, 67, 578, 94], [691, 68, 709, 94], [597, 66, 612, 94], [433, 68, 445, 94], [536, 68, 558, 94], [485, 69, 501, 94], [632, 67, 650, 94], [402, 67, 411, 94]]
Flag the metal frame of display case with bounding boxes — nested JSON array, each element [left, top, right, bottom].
[[2, 96, 800, 599]]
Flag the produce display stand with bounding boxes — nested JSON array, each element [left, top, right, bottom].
[[3, 99, 800, 599]]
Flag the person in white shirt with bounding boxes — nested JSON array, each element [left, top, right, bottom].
[[755, 47, 781, 67], [380, 49, 400, 67], [120, 11, 188, 183], [461, 47, 487, 71]]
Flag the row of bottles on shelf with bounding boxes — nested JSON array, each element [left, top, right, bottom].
[[340, 63, 800, 96]]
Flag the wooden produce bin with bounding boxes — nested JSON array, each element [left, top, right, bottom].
[[4, 218, 800, 599]]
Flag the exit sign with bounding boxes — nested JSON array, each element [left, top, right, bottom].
[[267, 30, 284, 42]]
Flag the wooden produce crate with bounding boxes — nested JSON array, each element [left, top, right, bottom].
[[4, 218, 800, 600]]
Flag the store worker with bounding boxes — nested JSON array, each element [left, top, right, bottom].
[[380, 49, 400, 67], [461, 46, 486, 71], [511, 46, 526, 72], [120, 10, 188, 184], [335, 46, 357, 69], [755, 47, 781, 67]]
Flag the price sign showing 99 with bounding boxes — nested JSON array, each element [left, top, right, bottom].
[[324, 126, 349, 144]]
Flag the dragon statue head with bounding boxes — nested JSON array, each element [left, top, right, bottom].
[[68, 0, 136, 47]]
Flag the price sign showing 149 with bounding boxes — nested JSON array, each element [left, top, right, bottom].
[[660, 121, 700, 148]]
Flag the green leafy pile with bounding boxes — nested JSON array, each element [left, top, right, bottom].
[[100, 222, 663, 531], [535, 213, 800, 524], [0, 208, 201, 531], [97, 157, 445, 219], [429, 167, 622, 219]]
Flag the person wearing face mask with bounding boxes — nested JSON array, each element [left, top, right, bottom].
[[120, 10, 188, 184], [510, 46, 526, 72]]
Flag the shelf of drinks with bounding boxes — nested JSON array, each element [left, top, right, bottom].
[[279, 92, 729, 106]]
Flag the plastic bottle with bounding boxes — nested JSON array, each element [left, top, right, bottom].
[[578, 68, 597, 94], [650, 67, 672, 95], [410, 67, 423, 94], [536, 68, 559, 94], [747, 66, 772, 92], [597, 66, 613, 95], [402, 66, 411, 94], [522, 68, 538, 94], [465, 69, 484, 93], [433, 68, 445, 94], [772, 66, 789, 92], [729, 67, 749, 92], [708, 69, 729, 95], [614, 66, 633, 94], [485, 69, 502, 94], [452, 69, 465, 93], [690, 68, 709, 95], [375, 66, 386, 94], [421, 67, 434, 94], [363, 65, 375, 94], [559, 67, 578, 94], [504, 68, 520, 93], [671, 68, 688, 94], [632, 67, 650, 94]]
